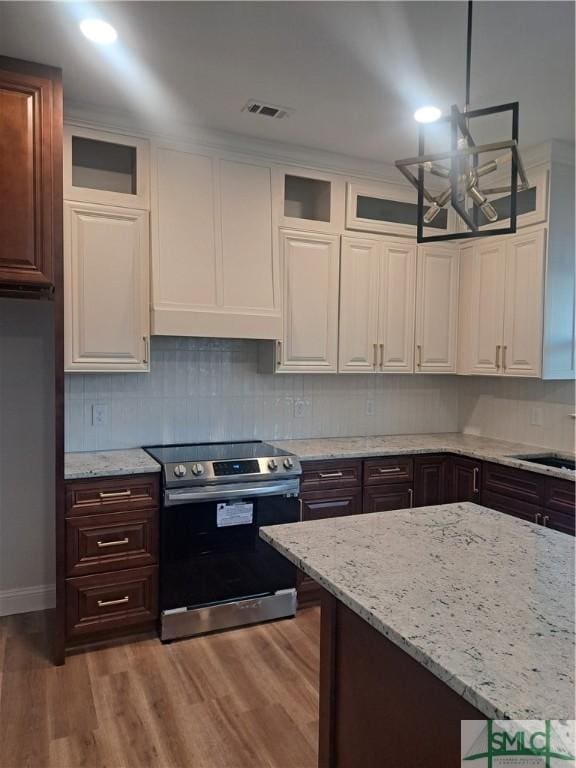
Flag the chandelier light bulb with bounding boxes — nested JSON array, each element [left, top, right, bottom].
[[414, 106, 442, 124]]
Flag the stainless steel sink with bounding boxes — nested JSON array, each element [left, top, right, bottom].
[[511, 454, 576, 471]]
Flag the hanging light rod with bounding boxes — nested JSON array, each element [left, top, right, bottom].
[[395, 0, 529, 242]]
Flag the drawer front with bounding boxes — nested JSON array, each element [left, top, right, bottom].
[[66, 510, 158, 577], [301, 488, 362, 521], [481, 489, 543, 525], [363, 483, 413, 514], [66, 566, 158, 639], [301, 460, 362, 491], [482, 463, 544, 506], [544, 478, 575, 515], [364, 457, 413, 485], [66, 474, 160, 516]]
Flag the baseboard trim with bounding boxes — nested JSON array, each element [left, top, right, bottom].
[[0, 584, 56, 617]]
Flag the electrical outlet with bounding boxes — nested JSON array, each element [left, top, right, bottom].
[[91, 403, 109, 427], [366, 399, 375, 416], [294, 398, 306, 418], [530, 407, 543, 427]]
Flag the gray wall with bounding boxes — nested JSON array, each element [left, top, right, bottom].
[[0, 299, 55, 614]]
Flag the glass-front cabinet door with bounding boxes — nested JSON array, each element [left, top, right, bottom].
[[460, 164, 549, 232], [346, 180, 456, 238], [64, 125, 149, 209]]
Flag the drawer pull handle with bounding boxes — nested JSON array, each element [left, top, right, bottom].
[[378, 467, 401, 474], [97, 537, 129, 548], [473, 467, 479, 494], [379, 343, 384, 370], [319, 471, 344, 479], [542, 515, 550, 527], [373, 343, 378, 369], [98, 490, 132, 500], [97, 596, 129, 608], [534, 512, 542, 525], [408, 488, 413, 508]]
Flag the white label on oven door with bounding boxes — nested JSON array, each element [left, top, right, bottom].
[[216, 502, 254, 527]]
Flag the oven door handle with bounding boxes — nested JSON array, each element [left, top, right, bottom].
[[164, 480, 300, 506]]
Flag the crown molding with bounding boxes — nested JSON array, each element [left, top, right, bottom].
[[64, 99, 408, 186]]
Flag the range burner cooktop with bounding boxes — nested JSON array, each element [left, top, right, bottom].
[[144, 441, 301, 487]]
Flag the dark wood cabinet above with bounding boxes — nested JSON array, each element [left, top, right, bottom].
[[0, 56, 62, 295]]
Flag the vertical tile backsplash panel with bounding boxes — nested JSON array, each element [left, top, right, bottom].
[[65, 337, 460, 451], [458, 376, 575, 453]]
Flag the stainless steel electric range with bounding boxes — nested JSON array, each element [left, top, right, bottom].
[[144, 441, 302, 642]]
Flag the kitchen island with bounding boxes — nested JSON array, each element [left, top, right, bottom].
[[261, 502, 575, 768]]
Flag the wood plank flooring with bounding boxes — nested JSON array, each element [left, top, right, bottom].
[[0, 608, 320, 768]]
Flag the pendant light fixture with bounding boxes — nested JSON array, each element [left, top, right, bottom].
[[395, 0, 529, 242]]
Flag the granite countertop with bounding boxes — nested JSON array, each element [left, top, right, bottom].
[[261, 502, 575, 720], [65, 448, 161, 480], [64, 433, 575, 480], [270, 433, 576, 481]]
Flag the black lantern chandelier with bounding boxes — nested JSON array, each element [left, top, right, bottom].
[[395, 0, 529, 243]]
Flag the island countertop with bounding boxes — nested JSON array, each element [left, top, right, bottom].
[[261, 502, 575, 720]]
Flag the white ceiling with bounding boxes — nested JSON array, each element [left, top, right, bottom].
[[1, 1, 574, 162]]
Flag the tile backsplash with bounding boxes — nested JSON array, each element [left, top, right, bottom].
[[458, 376, 575, 453], [65, 338, 575, 453], [65, 337, 460, 451]]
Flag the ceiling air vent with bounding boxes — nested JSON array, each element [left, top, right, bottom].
[[242, 100, 294, 120]]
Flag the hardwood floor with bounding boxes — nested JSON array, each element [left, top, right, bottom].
[[0, 608, 320, 768]]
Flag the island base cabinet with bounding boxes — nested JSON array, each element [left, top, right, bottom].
[[319, 593, 484, 768]]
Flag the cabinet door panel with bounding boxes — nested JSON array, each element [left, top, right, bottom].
[[379, 241, 417, 372], [544, 478, 575, 535], [64, 202, 149, 372], [338, 236, 380, 372], [459, 241, 506, 375], [415, 245, 459, 372], [297, 488, 362, 605], [279, 229, 340, 372], [363, 484, 413, 514], [0, 59, 61, 291], [449, 457, 481, 503], [154, 148, 217, 307], [502, 230, 545, 377], [413, 456, 447, 507], [220, 159, 277, 313], [482, 462, 544, 506]]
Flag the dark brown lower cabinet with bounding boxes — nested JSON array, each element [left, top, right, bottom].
[[297, 487, 362, 606], [413, 455, 448, 507], [449, 456, 482, 503], [363, 483, 413, 514], [544, 477, 576, 535]]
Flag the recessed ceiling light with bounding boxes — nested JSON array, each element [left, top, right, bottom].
[[414, 106, 442, 124], [79, 18, 118, 45]]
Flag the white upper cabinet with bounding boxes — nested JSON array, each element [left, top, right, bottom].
[[415, 245, 459, 373], [338, 236, 416, 373], [274, 166, 345, 234], [277, 229, 340, 373], [502, 229, 545, 377], [458, 240, 506, 375], [64, 125, 149, 209], [151, 147, 281, 340], [64, 202, 150, 372], [379, 241, 417, 372], [346, 180, 455, 239], [339, 236, 380, 372], [458, 228, 546, 378]]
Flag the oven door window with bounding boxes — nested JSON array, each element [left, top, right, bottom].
[[161, 495, 298, 611]]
